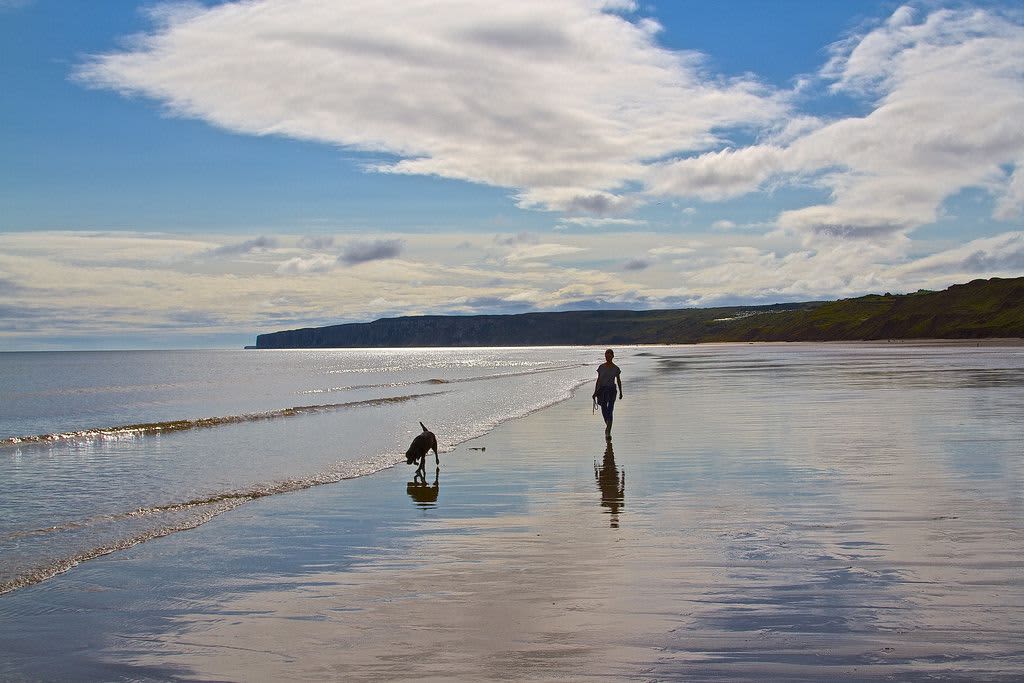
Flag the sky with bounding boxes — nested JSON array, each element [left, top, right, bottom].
[[1, 0, 1022, 350]]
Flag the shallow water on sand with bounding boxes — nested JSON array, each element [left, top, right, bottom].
[[1, 342, 1022, 681], [0, 347, 597, 595]]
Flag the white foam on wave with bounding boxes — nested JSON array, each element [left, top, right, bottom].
[[0, 392, 441, 450]]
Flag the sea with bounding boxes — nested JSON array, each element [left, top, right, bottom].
[[0, 346, 601, 595]]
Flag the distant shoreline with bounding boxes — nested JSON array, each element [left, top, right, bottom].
[[252, 276, 1024, 349], [237, 337, 1024, 352]]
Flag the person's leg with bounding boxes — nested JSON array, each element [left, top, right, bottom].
[[600, 388, 616, 434]]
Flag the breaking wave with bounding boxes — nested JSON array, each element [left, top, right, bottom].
[[0, 392, 442, 450]]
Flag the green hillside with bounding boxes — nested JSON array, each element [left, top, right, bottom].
[[705, 277, 1024, 341]]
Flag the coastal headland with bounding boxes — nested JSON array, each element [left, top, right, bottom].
[[254, 276, 1024, 349]]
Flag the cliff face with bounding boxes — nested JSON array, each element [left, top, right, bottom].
[[255, 305, 815, 348], [253, 277, 1024, 348], [257, 309, 735, 348]]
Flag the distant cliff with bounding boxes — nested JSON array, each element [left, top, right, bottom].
[[253, 277, 1024, 348]]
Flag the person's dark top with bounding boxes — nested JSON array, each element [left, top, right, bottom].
[[596, 362, 620, 388]]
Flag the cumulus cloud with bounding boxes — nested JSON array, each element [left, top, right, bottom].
[[994, 163, 1024, 221], [503, 243, 587, 263], [712, 220, 737, 231], [67, 1, 1024, 247], [207, 236, 278, 257], [75, 0, 786, 215], [646, 6, 1024, 238], [559, 217, 648, 228], [559, 192, 642, 217], [493, 232, 539, 246], [622, 257, 653, 271], [648, 145, 786, 201], [277, 254, 337, 275], [649, 246, 696, 257], [298, 235, 335, 250], [447, 294, 538, 315], [898, 231, 1024, 277], [338, 238, 403, 265]]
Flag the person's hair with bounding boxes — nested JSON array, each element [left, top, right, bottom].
[[605, 348, 614, 357]]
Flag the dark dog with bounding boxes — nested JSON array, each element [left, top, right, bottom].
[[405, 421, 439, 475]]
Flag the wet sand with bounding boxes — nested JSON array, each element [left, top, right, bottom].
[[2, 345, 1023, 681]]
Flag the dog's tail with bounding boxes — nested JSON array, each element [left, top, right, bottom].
[[419, 421, 428, 432]]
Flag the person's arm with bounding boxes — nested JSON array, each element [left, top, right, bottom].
[[593, 375, 600, 398], [616, 371, 623, 399]]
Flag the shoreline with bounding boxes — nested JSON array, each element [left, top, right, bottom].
[[2, 336, 1020, 356], [2, 344, 1022, 681]]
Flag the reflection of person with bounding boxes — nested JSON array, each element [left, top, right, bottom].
[[592, 348, 623, 437], [595, 440, 625, 528], [407, 470, 439, 508]]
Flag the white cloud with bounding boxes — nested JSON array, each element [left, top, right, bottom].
[[622, 257, 653, 271], [207, 236, 278, 257], [62, 1, 1024, 257], [711, 220, 736, 231], [503, 243, 587, 263], [559, 216, 648, 227], [277, 254, 337, 275], [648, 145, 786, 201], [493, 232, 539, 246], [1, 229, 1020, 348], [648, 246, 696, 257], [645, 6, 1024, 238], [297, 235, 335, 250], [339, 238, 403, 265], [76, 0, 786, 216], [897, 231, 1024, 278], [994, 162, 1024, 221]]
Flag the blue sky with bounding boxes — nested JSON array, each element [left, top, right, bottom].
[[1, 0, 1022, 349]]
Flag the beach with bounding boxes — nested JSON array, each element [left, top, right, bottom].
[[1, 343, 1023, 681]]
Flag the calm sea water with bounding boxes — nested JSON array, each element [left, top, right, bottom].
[[0, 347, 600, 594]]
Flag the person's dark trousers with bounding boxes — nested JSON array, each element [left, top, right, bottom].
[[597, 386, 617, 425]]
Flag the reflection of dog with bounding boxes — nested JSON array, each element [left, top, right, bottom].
[[407, 471, 439, 508], [405, 421, 439, 475]]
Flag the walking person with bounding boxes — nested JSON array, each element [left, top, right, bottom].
[[593, 348, 623, 438]]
